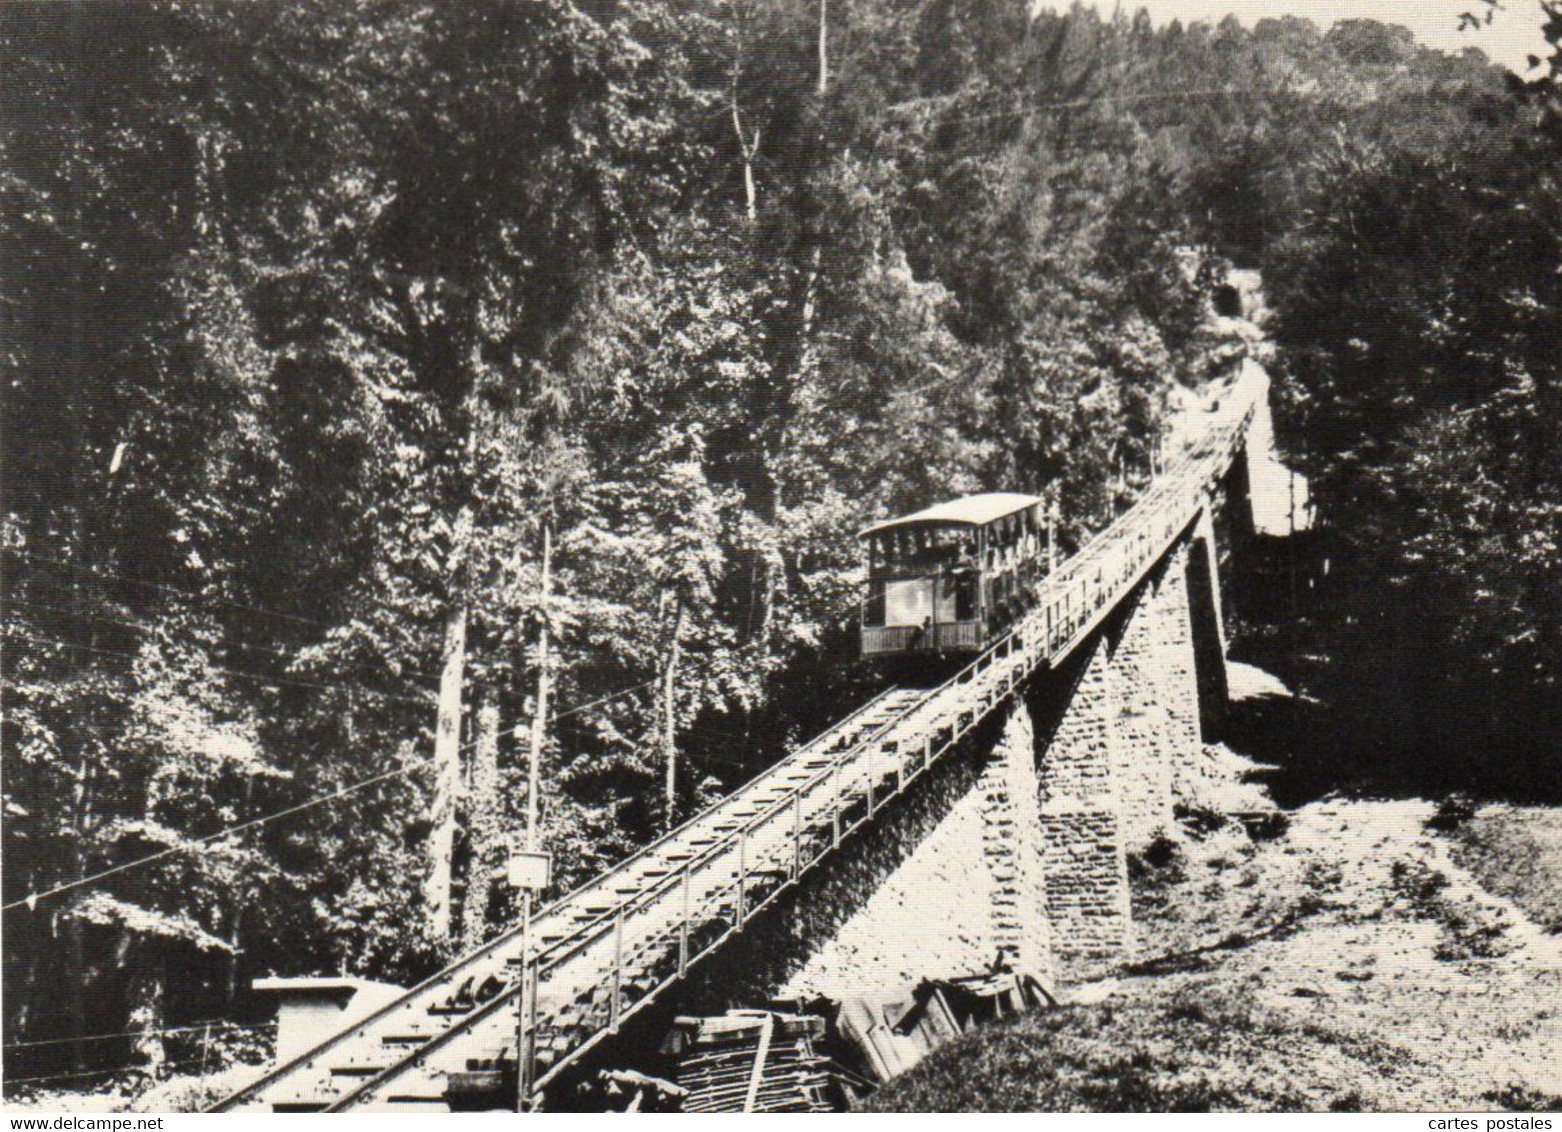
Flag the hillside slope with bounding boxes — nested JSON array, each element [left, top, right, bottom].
[[867, 799, 1562, 1112]]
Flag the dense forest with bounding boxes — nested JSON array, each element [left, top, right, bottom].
[[3, 0, 1558, 1091]]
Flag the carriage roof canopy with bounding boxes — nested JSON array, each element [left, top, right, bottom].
[[860, 492, 1044, 537]]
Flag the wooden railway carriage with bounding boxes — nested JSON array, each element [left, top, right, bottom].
[[859, 492, 1047, 658]]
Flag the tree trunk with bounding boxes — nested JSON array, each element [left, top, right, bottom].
[[817, 0, 829, 97], [65, 763, 96, 1072], [224, 902, 245, 1014], [662, 596, 685, 830], [758, 545, 778, 652], [426, 600, 467, 945], [731, 87, 759, 223], [426, 504, 473, 947], [461, 693, 503, 947], [120, 934, 165, 1078]]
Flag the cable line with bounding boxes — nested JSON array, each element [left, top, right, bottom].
[[0, 761, 430, 914], [3, 630, 432, 707], [0, 673, 668, 912], [1, 595, 440, 693], [884, 83, 1303, 129], [552, 678, 659, 722], [4, 546, 330, 629], [4, 1020, 276, 1052], [5, 547, 449, 673], [5, 1052, 265, 1088]]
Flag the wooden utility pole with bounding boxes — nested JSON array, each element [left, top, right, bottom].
[[817, 0, 828, 97], [662, 597, 685, 830], [525, 520, 552, 852], [516, 520, 552, 1113], [1047, 489, 1059, 574]]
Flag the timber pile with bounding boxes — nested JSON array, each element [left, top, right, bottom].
[[667, 1011, 834, 1113], [835, 970, 1052, 1084]]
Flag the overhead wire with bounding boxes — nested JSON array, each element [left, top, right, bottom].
[[3, 546, 330, 630], [2, 630, 432, 708], [4, 1019, 276, 1052], [5, 1052, 267, 1088], [7, 547, 461, 679], [0, 759, 430, 914], [552, 678, 659, 723], [0, 671, 668, 913], [4, 546, 447, 683], [880, 83, 1305, 131], [0, 595, 440, 693]]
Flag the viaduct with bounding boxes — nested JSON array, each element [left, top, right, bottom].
[[214, 359, 1276, 1113]]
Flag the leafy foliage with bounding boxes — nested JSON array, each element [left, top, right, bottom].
[[5, 0, 1554, 1087]]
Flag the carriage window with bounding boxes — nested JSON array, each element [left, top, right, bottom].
[[955, 574, 977, 621], [864, 580, 886, 627]]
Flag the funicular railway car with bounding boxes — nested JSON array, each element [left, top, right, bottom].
[[859, 492, 1048, 659]]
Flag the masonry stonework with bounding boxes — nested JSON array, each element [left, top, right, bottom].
[[978, 702, 1055, 988], [773, 701, 1056, 999], [1108, 574, 1176, 845], [1035, 633, 1134, 976], [1113, 549, 1208, 823], [1186, 512, 1231, 740], [674, 717, 997, 1012]]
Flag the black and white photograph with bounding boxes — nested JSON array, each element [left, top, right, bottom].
[[2, 0, 1559, 1115]]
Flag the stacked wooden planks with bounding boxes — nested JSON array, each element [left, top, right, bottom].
[[669, 1011, 834, 1113]]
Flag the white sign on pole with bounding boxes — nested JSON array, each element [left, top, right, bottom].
[[506, 850, 552, 891]]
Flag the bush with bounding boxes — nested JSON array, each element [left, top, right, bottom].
[[1427, 794, 1479, 832]]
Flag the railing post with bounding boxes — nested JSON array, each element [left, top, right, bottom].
[[517, 951, 538, 1111], [610, 910, 624, 1034], [736, 829, 748, 925], [678, 870, 690, 976], [832, 762, 843, 847], [791, 794, 802, 879]]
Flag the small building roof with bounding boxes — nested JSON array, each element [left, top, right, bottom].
[[253, 976, 405, 1003], [860, 492, 1042, 538]]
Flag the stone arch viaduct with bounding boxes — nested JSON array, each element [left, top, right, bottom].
[[215, 361, 1276, 1113]]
